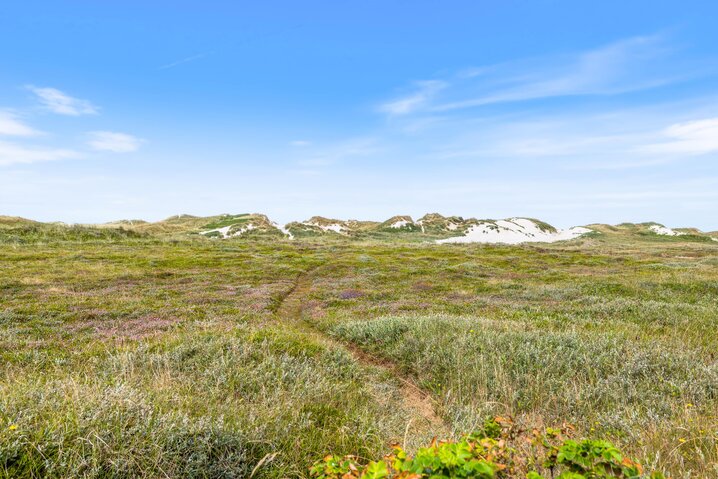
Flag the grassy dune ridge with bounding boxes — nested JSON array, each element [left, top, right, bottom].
[[1, 223, 717, 477]]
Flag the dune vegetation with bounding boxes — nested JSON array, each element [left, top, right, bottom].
[[1, 217, 716, 478]]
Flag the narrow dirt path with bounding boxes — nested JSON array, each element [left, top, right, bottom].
[[275, 266, 447, 431]]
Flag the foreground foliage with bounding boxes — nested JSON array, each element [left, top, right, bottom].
[[311, 418, 664, 479]]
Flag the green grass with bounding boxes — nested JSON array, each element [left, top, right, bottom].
[[2, 327, 417, 478], [332, 316, 717, 468], [0, 224, 146, 244], [201, 214, 252, 230], [1, 226, 717, 477]]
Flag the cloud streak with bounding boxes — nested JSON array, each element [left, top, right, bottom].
[[437, 36, 676, 111], [380, 34, 691, 116], [639, 117, 718, 156], [0, 111, 42, 137], [159, 53, 210, 70], [0, 140, 81, 166], [379, 80, 447, 115], [27, 86, 98, 116], [87, 131, 143, 152], [290, 137, 383, 174]]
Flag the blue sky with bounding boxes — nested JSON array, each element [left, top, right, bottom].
[[1, 1, 717, 229]]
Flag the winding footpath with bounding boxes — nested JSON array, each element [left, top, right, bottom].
[[274, 265, 448, 432]]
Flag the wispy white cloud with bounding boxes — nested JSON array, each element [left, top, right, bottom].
[[436, 35, 675, 111], [380, 34, 689, 116], [159, 53, 210, 70], [290, 140, 312, 147], [378, 94, 718, 172], [87, 131, 143, 152], [378, 80, 447, 115], [0, 89, 142, 166], [0, 111, 42, 136], [0, 140, 81, 166], [638, 117, 718, 155], [292, 137, 382, 170], [27, 86, 98, 116]]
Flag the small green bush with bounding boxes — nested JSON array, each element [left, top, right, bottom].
[[310, 418, 665, 479]]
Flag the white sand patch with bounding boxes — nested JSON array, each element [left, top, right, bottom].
[[231, 224, 256, 237], [273, 222, 294, 239], [233, 223, 256, 236], [200, 225, 233, 238], [201, 223, 256, 238], [324, 224, 346, 233], [649, 225, 685, 236], [436, 218, 590, 245], [390, 220, 411, 228], [446, 222, 459, 231], [305, 221, 347, 234]]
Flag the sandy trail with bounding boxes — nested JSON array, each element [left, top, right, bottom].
[[274, 265, 447, 432]]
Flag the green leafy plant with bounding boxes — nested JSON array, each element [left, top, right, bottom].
[[310, 418, 665, 479], [536, 438, 665, 479]]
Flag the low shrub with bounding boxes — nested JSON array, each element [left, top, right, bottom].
[[310, 417, 665, 479]]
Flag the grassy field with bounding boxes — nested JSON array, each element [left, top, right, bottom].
[[1, 225, 717, 477]]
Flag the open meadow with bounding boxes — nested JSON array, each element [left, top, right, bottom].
[[1, 218, 717, 478]]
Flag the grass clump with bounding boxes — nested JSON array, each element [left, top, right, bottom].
[[1, 327, 419, 478], [1, 383, 259, 478]]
